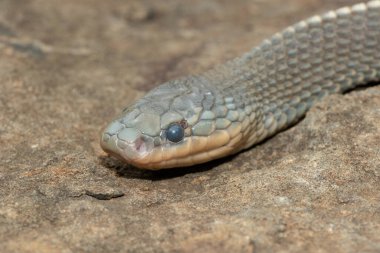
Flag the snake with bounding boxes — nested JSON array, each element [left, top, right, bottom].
[[100, 1, 380, 170]]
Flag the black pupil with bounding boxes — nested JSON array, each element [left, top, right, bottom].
[[166, 124, 184, 143]]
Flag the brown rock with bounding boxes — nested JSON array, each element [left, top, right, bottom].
[[0, 0, 379, 252]]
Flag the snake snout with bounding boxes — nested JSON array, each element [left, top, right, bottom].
[[100, 122, 154, 162]]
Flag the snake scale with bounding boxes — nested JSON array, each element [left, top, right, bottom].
[[101, 1, 380, 170]]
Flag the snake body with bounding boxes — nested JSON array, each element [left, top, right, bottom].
[[101, 1, 380, 170]]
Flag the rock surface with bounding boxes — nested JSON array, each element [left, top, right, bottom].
[[0, 0, 379, 252]]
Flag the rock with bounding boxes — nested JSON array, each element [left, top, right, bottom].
[[0, 0, 379, 253]]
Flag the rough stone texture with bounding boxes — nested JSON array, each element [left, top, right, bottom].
[[0, 0, 379, 252]]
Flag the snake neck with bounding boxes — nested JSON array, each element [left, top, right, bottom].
[[204, 1, 380, 146]]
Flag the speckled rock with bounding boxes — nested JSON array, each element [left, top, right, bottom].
[[0, 0, 379, 252]]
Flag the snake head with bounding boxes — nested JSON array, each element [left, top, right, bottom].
[[100, 76, 258, 169]]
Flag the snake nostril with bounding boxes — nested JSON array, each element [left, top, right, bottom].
[[134, 137, 145, 152]]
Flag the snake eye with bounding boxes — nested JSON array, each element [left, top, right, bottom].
[[165, 123, 184, 143]]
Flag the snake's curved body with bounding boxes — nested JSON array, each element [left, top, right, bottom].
[[101, 1, 380, 169]]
